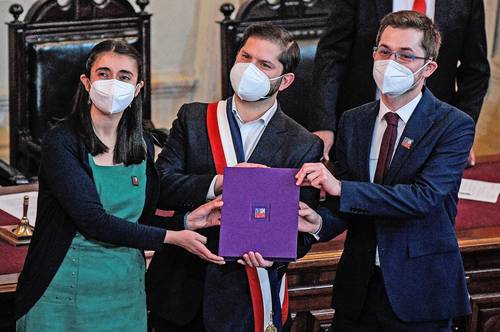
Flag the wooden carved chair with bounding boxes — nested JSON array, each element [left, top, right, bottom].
[[6, 0, 155, 180], [218, 0, 331, 128]]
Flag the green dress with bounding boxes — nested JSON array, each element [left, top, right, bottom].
[[17, 155, 148, 332]]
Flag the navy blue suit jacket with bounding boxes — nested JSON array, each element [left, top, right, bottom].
[[318, 87, 474, 322]]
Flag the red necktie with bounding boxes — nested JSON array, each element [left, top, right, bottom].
[[374, 112, 399, 184], [412, 0, 427, 15]]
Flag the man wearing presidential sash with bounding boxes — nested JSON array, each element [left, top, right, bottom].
[[146, 24, 323, 331]]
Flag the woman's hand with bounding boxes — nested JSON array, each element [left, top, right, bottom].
[[295, 162, 341, 196], [164, 230, 225, 265], [237, 251, 273, 268], [298, 201, 322, 234], [186, 198, 223, 231]]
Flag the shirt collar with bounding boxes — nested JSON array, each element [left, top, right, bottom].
[[378, 92, 422, 125], [231, 95, 278, 126]]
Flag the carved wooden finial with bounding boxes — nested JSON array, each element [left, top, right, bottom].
[[136, 0, 149, 13], [220, 3, 235, 20], [9, 4, 23, 22]]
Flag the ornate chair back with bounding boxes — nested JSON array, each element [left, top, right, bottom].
[[7, 0, 152, 178]]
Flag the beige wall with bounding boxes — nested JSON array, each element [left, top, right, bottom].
[[475, 0, 500, 158], [149, 0, 231, 128], [0, 0, 498, 161]]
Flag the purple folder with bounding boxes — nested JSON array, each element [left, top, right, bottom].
[[218, 167, 299, 261]]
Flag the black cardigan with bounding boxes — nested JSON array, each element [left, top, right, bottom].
[[15, 123, 176, 319]]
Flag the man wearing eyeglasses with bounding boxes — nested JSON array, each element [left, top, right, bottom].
[[310, 0, 490, 167], [296, 11, 473, 331]]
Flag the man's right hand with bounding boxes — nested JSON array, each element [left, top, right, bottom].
[[186, 198, 223, 231], [237, 251, 273, 268], [298, 201, 322, 234], [214, 162, 268, 195], [295, 162, 341, 196], [313, 130, 335, 161]]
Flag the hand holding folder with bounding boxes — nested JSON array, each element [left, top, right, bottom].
[[169, 199, 225, 265], [295, 162, 341, 196], [237, 251, 274, 268], [185, 198, 223, 230], [297, 201, 322, 234]]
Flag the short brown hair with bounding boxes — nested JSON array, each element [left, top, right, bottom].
[[376, 10, 442, 60], [239, 23, 301, 74]]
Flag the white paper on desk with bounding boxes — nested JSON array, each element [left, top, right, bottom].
[[0, 191, 38, 226], [459, 179, 500, 203]]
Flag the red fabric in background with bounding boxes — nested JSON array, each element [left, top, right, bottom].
[[0, 209, 28, 275], [412, 0, 427, 14], [456, 161, 500, 229]]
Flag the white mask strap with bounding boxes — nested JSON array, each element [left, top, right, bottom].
[[405, 60, 431, 92], [269, 73, 285, 81], [413, 60, 431, 76]]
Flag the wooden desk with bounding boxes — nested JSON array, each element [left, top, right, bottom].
[[0, 184, 38, 294], [0, 184, 37, 331]]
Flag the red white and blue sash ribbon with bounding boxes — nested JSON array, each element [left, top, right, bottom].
[[206, 99, 289, 331]]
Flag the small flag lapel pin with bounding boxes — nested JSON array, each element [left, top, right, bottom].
[[131, 176, 139, 186], [401, 137, 414, 150]]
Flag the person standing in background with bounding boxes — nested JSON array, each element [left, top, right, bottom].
[[310, 0, 490, 165]]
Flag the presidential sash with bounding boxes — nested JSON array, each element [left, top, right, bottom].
[[206, 99, 289, 332]]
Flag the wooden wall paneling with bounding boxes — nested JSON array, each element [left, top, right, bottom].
[[466, 269, 500, 295], [306, 309, 334, 332], [468, 292, 500, 332]]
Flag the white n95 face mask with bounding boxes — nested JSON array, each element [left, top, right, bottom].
[[373, 60, 429, 97], [230, 62, 283, 102], [89, 79, 137, 114]]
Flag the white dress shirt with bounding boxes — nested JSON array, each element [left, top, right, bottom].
[[370, 93, 422, 265], [206, 97, 278, 199], [393, 0, 435, 20]]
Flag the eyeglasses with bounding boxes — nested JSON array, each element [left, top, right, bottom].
[[373, 46, 429, 63]]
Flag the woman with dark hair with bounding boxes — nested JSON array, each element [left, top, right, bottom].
[[15, 40, 224, 331]]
